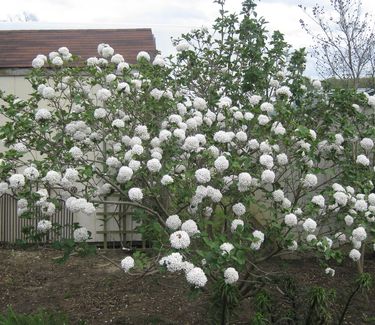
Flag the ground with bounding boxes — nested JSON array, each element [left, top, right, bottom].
[[0, 246, 374, 324]]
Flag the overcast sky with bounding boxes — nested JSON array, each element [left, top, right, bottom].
[[1, 0, 375, 78]]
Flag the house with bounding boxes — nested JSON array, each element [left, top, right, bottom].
[[0, 28, 157, 247]]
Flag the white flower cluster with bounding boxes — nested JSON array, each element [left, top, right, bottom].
[[116, 166, 133, 183], [37, 219, 52, 233], [181, 219, 200, 236], [73, 227, 90, 242], [186, 267, 207, 288], [220, 242, 234, 255], [121, 256, 135, 272], [166, 215, 182, 230], [43, 170, 61, 185], [35, 108, 52, 121], [195, 168, 211, 184], [9, 174, 25, 189], [65, 120, 92, 142], [224, 267, 239, 284], [66, 197, 96, 216], [128, 187, 143, 202], [161, 175, 173, 185], [170, 230, 191, 249], [284, 213, 298, 227], [232, 203, 246, 216], [231, 219, 244, 232], [251, 230, 265, 250]]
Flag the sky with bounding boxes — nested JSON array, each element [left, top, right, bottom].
[[0, 0, 375, 78]]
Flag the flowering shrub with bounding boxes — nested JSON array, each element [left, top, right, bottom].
[[0, 0, 374, 323]]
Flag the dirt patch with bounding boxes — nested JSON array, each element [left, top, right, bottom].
[[0, 247, 374, 324]]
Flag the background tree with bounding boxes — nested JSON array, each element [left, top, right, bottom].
[[0, 11, 38, 22], [300, 0, 375, 88]]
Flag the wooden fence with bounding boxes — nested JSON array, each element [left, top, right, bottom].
[[0, 193, 74, 243], [0, 193, 146, 248]]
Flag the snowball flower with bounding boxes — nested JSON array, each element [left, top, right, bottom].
[[111, 53, 124, 64], [121, 256, 135, 272], [360, 138, 373, 151], [23, 166, 40, 180], [186, 267, 207, 288], [116, 166, 133, 183], [147, 158, 162, 173], [306, 234, 317, 242], [302, 174, 317, 188], [261, 170, 275, 184], [325, 267, 335, 277], [224, 267, 239, 284], [344, 215, 354, 226], [214, 156, 229, 172], [42, 87, 55, 99], [220, 242, 234, 255], [159, 253, 184, 272], [303, 218, 317, 233], [356, 154, 369, 166], [152, 54, 165, 66], [137, 51, 150, 61], [166, 215, 182, 230], [251, 230, 265, 250], [312, 80, 322, 89], [195, 168, 211, 184], [354, 199, 368, 212], [32, 57, 44, 68], [0, 182, 8, 194], [260, 102, 274, 113], [276, 86, 292, 98], [73, 227, 90, 242], [271, 122, 286, 135], [52, 56, 63, 66], [231, 219, 244, 232], [43, 171, 61, 185], [248, 139, 259, 150], [9, 174, 25, 189], [97, 88, 111, 101], [276, 153, 288, 165], [288, 241, 298, 251], [35, 108, 52, 121], [37, 220, 52, 233], [182, 136, 200, 152], [284, 213, 298, 227], [232, 203, 246, 216], [69, 146, 83, 160], [259, 154, 274, 169], [258, 114, 270, 125], [100, 45, 114, 58], [170, 230, 191, 249], [368, 193, 375, 206], [311, 195, 325, 208], [176, 42, 190, 52], [352, 226, 367, 242], [349, 249, 361, 262], [272, 189, 284, 202], [238, 172, 252, 187], [333, 192, 348, 206], [112, 119, 125, 128], [181, 219, 200, 236], [94, 108, 107, 119], [193, 97, 207, 111], [127, 188, 143, 202], [161, 175, 174, 185]]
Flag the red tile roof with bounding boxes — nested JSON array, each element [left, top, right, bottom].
[[0, 29, 157, 68]]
